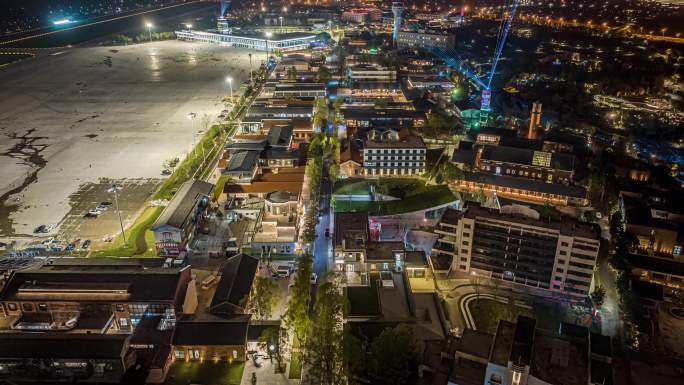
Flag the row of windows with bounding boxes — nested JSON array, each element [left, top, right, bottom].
[[366, 148, 426, 154], [366, 155, 425, 161]]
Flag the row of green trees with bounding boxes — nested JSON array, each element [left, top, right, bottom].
[[107, 31, 176, 45], [283, 268, 416, 385]]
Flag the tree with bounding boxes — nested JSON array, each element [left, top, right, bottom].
[[368, 324, 415, 385], [287, 66, 298, 81], [259, 327, 286, 372], [590, 286, 606, 308], [282, 253, 313, 344], [343, 330, 366, 384], [317, 65, 331, 83], [252, 276, 279, 320], [305, 277, 345, 385]]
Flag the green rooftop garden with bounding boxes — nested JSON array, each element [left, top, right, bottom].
[[333, 178, 457, 215]]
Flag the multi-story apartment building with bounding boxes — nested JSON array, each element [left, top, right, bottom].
[[396, 30, 456, 50], [362, 129, 426, 177], [432, 203, 600, 298]]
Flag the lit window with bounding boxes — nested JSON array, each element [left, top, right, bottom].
[[674, 245, 682, 256]]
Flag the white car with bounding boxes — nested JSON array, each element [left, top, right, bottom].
[[88, 209, 102, 215], [311, 273, 318, 285], [276, 265, 290, 278]]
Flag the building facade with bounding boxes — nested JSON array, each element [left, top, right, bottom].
[[175, 30, 321, 51], [396, 31, 455, 50], [362, 129, 426, 176], [433, 204, 599, 298]]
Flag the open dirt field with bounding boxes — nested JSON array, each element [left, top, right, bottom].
[[0, 40, 253, 244]]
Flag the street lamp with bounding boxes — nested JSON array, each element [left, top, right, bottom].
[[107, 184, 126, 246], [226, 76, 233, 100], [248, 53, 253, 83], [661, 27, 667, 37], [279, 16, 283, 33], [264, 31, 273, 62], [185, 23, 193, 30], [146, 22, 153, 42]]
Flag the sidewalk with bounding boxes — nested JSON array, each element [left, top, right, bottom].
[[240, 355, 299, 385]]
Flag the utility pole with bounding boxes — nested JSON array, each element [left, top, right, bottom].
[[109, 185, 126, 246]]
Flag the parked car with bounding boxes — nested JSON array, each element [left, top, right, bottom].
[[100, 201, 112, 207], [88, 209, 102, 215], [82, 239, 91, 250], [65, 243, 76, 252], [83, 212, 97, 219], [161, 169, 172, 176], [325, 228, 330, 238], [34, 224, 48, 234], [276, 265, 291, 278], [311, 273, 318, 285], [96, 205, 109, 211]]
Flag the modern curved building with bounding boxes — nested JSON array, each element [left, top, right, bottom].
[[175, 29, 322, 52], [391, 1, 405, 44]]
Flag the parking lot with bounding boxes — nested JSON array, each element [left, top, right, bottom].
[[0, 40, 254, 245]]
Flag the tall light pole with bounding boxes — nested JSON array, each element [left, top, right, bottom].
[[108, 185, 126, 246], [279, 16, 283, 33], [146, 22, 153, 42], [248, 53, 253, 83], [226, 76, 233, 100], [265, 32, 272, 63]]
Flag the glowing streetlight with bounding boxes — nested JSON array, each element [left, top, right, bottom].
[[279, 16, 283, 32], [264, 31, 273, 62], [661, 27, 667, 37], [282, 6, 288, 12], [185, 23, 193, 30], [226, 76, 233, 100], [146, 22, 153, 42]]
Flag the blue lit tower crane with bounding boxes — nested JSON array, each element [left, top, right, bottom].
[[427, 0, 521, 125], [391, 2, 405, 46]]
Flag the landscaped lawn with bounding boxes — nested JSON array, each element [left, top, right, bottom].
[[333, 179, 457, 215], [468, 298, 532, 335], [89, 205, 163, 257], [333, 179, 372, 196], [165, 361, 245, 385]]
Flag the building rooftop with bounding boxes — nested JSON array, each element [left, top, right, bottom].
[[152, 180, 213, 230], [480, 145, 574, 172], [627, 253, 684, 277], [365, 241, 404, 261], [530, 330, 588, 385], [225, 150, 260, 174], [458, 328, 493, 360], [463, 172, 587, 199], [364, 134, 425, 149], [172, 313, 251, 346], [491, 320, 515, 366], [266, 125, 293, 147], [0, 266, 190, 304], [463, 202, 599, 239], [210, 254, 259, 315], [334, 212, 369, 249]]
